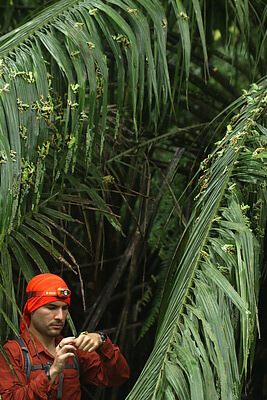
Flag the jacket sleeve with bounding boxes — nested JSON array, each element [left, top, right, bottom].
[[0, 341, 54, 400], [78, 336, 130, 387]]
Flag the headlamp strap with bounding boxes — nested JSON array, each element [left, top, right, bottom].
[[27, 288, 71, 299]]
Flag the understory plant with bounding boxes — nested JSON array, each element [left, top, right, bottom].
[[125, 80, 266, 400]]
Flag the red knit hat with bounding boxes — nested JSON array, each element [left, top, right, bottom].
[[20, 273, 71, 333]]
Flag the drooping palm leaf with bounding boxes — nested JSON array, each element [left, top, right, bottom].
[[0, 0, 171, 279], [0, 0, 172, 242], [0, 4, 266, 397], [0, 1, 172, 339], [125, 80, 266, 399], [0, 0, 263, 277]]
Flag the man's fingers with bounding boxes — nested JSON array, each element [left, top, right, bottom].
[[75, 334, 92, 349], [58, 336, 76, 347], [83, 343, 99, 353], [74, 333, 102, 351], [57, 343, 76, 353], [79, 341, 94, 352], [59, 352, 75, 360], [74, 335, 84, 348], [52, 346, 76, 375], [74, 333, 90, 348]]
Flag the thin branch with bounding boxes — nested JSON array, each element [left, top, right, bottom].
[[107, 124, 207, 164], [81, 148, 185, 332]]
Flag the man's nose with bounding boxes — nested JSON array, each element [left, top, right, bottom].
[[55, 308, 64, 319]]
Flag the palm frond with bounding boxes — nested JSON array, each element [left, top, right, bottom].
[[137, 169, 187, 341], [0, 244, 19, 341], [0, 2, 266, 397], [0, 0, 170, 270], [125, 80, 266, 399]]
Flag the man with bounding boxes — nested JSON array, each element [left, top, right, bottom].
[[0, 273, 130, 399]]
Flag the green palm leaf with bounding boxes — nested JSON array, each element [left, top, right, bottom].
[[0, 0, 171, 252], [0, 244, 19, 340], [125, 81, 266, 399], [0, 2, 266, 396]]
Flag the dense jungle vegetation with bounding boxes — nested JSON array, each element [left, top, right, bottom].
[[0, 1, 266, 399]]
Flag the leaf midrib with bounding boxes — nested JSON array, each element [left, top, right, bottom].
[[151, 126, 257, 399]]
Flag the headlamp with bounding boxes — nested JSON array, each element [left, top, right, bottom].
[[56, 287, 71, 298], [28, 287, 71, 299]]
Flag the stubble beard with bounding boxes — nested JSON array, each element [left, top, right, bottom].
[[48, 322, 64, 336]]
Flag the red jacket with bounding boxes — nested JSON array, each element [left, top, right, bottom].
[[0, 330, 130, 400]]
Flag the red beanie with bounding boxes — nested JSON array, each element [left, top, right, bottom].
[[20, 273, 71, 333]]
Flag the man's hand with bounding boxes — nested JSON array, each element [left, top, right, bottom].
[[74, 332, 103, 352], [46, 333, 104, 385], [49, 337, 76, 384]]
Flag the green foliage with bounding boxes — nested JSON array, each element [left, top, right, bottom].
[[125, 81, 266, 400], [0, 0, 170, 247], [0, 0, 171, 341], [0, 1, 266, 398], [137, 171, 188, 341]]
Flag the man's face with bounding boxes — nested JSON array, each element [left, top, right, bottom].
[[29, 301, 69, 338]]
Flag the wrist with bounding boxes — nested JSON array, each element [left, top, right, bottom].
[[48, 364, 59, 385], [98, 332, 107, 346]]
